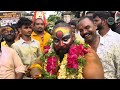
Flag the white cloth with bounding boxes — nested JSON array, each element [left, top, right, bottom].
[[97, 29, 120, 79]]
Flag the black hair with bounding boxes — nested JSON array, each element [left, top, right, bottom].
[[93, 11, 111, 20], [93, 11, 114, 28], [17, 17, 32, 28], [78, 16, 94, 24], [68, 20, 76, 27], [11, 24, 18, 30]]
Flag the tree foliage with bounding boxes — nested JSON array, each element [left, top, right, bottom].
[[47, 15, 60, 24]]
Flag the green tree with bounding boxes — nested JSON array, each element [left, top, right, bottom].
[[47, 15, 60, 24]]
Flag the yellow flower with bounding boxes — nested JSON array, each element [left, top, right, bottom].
[[29, 64, 42, 70]]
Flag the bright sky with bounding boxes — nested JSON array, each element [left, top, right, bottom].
[[45, 11, 55, 19]]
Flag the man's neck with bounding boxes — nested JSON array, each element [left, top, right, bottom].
[[22, 35, 31, 43], [87, 35, 100, 52], [98, 26, 110, 37], [6, 41, 15, 47], [34, 30, 44, 36]]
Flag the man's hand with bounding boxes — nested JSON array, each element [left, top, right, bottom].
[[30, 67, 42, 79], [15, 73, 24, 79]]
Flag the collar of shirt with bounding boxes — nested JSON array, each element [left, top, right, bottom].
[[105, 28, 113, 36], [19, 37, 35, 44], [99, 35, 105, 45], [97, 32, 105, 45], [96, 28, 113, 37]]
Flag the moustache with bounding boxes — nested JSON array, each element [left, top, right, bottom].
[[54, 46, 65, 51], [38, 28, 44, 30]]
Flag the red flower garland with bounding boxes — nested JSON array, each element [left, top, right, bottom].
[[46, 56, 58, 75], [43, 41, 89, 78], [67, 44, 88, 71]]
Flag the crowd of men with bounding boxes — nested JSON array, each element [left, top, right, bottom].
[[0, 11, 120, 79]]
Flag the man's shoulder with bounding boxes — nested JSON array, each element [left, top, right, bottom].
[[110, 31, 120, 43], [1, 41, 7, 46], [32, 38, 40, 44], [44, 31, 51, 37], [12, 40, 21, 46], [31, 31, 37, 36], [2, 46, 16, 53], [109, 29, 120, 37]]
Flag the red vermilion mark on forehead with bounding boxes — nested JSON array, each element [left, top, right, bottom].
[[56, 31, 63, 38]]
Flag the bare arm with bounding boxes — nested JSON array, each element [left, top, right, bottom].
[[15, 73, 24, 79], [83, 48, 104, 79], [12, 49, 25, 79]]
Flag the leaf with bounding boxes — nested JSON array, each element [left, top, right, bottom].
[[41, 69, 57, 79], [78, 57, 86, 66], [83, 43, 89, 48], [40, 55, 45, 62], [74, 40, 80, 45], [67, 68, 77, 74]]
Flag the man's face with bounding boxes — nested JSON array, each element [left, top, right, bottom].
[[34, 19, 44, 32], [53, 27, 74, 55], [20, 25, 33, 37], [93, 16, 103, 30], [3, 26, 16, 42], [77, 18, 97, 43]]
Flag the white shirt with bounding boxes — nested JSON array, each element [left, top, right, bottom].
[[97, 29, 120, 79], [12, 38, 41, 65], [97, 28, 120, 43]]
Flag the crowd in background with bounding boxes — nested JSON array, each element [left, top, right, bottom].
[[0, 11, 120, 79]]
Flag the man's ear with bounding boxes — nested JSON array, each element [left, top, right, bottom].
[[101, 19, 106, 26]]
